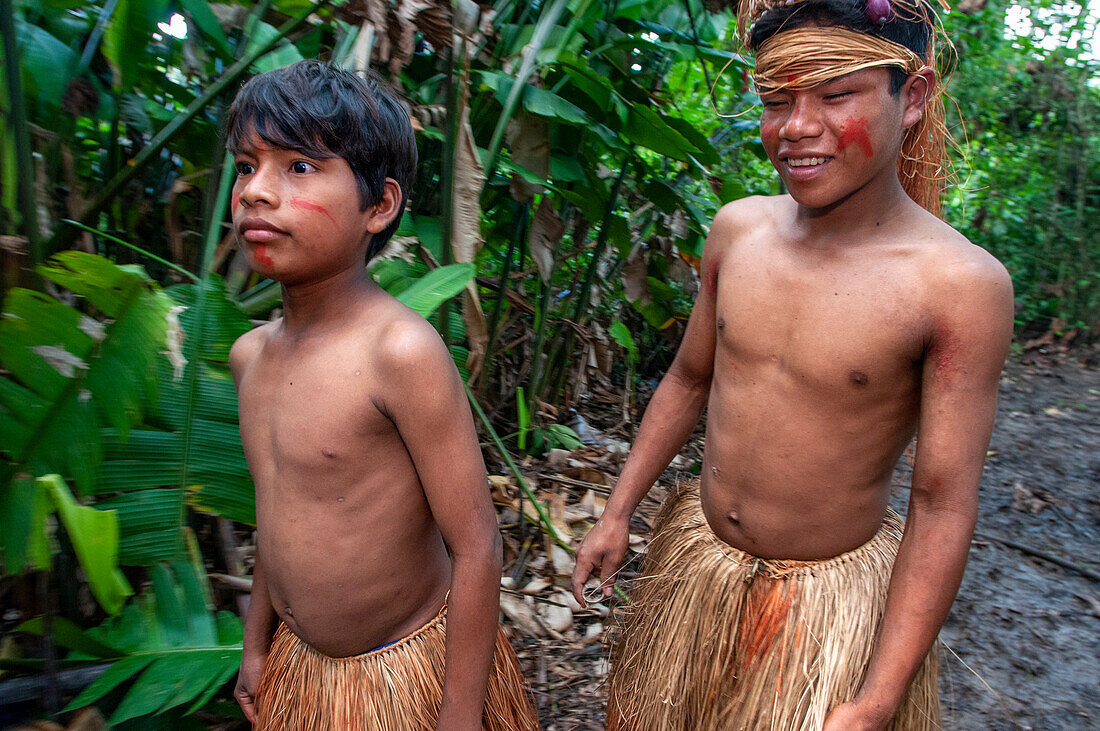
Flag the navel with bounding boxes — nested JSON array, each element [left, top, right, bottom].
[[717, 317, 725, 330], [849, 370, 869, 386], [322, 447, 337, 458]]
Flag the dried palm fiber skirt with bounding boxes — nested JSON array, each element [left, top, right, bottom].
[[254, 604, 539, 730], [606, 479, 939, 731]]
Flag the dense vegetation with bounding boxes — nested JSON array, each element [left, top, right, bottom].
[[0, 0, 1096, 725]]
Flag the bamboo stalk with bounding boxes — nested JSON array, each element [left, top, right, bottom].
[[0, 0, 42, 267]]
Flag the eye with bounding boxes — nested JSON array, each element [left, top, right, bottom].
[[824, 90, 853, 101], [762, 98, 789, 109], [291, 160, 317, 174], [235, 161, 255, 176]]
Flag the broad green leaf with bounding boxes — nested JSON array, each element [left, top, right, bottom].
[[178, 0, 234, 59], [102, 0, 171, 91], [245, 20, 305, 74], [63, 655, 156, 713], [395, 264, 477, 318], [0, 475, 51, 572], [15, 18, 76, 108], [609, 320, 639, 363], [14, 616, 123, 660], [623, 106, 698, 162], [40, 475, 133, 614]]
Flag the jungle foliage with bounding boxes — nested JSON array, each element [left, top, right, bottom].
[[0, 0, 1096, 724]]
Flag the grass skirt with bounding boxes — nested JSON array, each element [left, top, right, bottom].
[[607, 480, 939, 731], [254, 605, 539, 730]]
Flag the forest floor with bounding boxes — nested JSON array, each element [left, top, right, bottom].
[[502, 351, 1100, 731]]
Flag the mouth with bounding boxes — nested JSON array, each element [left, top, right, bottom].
[[779, 154, 832, 180], [786, 156, 830, 167], [237, 218, 289, 243]]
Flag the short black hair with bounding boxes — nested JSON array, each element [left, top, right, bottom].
[[749, 0, 932, 94], [226, 60, 417, 260]]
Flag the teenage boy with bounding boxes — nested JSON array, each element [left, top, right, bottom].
[[572, 1, 1013, 728], [227, 60, 537, 730]]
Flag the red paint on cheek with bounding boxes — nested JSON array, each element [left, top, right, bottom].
[[231, 192, 240, 212], [837, 117, 873, 157], [290, 197, 337, 226], [253, 244, 274, 268]]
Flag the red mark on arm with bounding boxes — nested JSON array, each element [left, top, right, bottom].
[[290, 197, 337, 226], [703, 257, 720, 297], [253, 243, 273, 268], [836, 117, 873, 157]]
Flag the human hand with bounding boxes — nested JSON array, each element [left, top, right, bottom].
[[571, 512, 630, 607], [821, 700, 893, 731], [233, 648, 268, 725]]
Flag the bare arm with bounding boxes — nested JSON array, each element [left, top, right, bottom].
[[827, 255, 1014, 729], [572, 203, 738, 604], [380, 318, 501, 731], [229, 329, 277, 724]]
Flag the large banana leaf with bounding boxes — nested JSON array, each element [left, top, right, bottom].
[[17, 556, 242, 726], [0, 251, 172, 507], [93, 276, 256, 564]]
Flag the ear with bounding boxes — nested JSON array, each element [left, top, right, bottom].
[[901, 68, 935, 129], [364, 178, 404, 234]]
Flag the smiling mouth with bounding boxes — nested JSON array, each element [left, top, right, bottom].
[[787, 156, 830, 167]]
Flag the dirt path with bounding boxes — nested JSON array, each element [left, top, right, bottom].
[[512, 356, 1100, 730]]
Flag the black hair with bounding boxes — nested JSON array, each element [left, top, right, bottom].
[[749, 0, 932, 94], [226, 60, 417, 261]]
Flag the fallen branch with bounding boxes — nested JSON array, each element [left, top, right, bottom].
[[975, 532, 1100, 583]]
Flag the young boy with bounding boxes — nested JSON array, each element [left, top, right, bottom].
[[227, 61, 537, 730], [572, 1, 1013, 728]]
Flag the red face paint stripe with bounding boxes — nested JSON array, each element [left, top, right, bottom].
[[837, 117, 873, 157], [254, 244, 273, 268], [231, 192, 240, 211], [290, 197, 337, 226]]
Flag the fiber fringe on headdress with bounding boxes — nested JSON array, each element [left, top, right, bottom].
[[253, 608, 539, 731], [606, 480, 940, 730], [736, 0, 958, 216]]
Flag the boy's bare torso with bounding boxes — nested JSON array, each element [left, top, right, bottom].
[[234, 290, 450, 658], [700, 194, 976, 560]]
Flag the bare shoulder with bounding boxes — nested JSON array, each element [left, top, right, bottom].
[[709, 195, 785, 243], [916, 217, 1013, 310], [229, 320, 277, 379], [367, 298, 453, 375]]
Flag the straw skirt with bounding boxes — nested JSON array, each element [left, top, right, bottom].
[[254, 605, 539, 730], [606, 480, 939, 731]]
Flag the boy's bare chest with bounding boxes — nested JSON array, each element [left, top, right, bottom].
[[237, 348, 396, 466], [715, 256, 926, 388]]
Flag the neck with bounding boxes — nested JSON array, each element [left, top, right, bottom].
[[792, 172, 912, 246], [279, 265, 377, 336]]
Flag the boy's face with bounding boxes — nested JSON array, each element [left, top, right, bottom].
[[759, 66, 925, 210], [231, 132, 397, 283]]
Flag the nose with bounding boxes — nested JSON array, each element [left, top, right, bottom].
[[780, 96, 824, 142], [237, 164, 280, 209]]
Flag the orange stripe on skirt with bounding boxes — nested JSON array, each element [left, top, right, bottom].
[[606, 479, 940, 731], [254, 606, 539, 730]]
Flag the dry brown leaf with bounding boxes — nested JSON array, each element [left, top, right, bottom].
[[1012, 480, 1049, 514], [622, 243, 650, 304], [528, 197, 564, 282], [551, 544, 575, 576], [546, 492, 574, 543], [506, 111, 549, 201], [580, 489, 608, 517], [522, 577, 550, 595], [499, 592, 543, 637], [451, 116, 489, 379], [488, 475, 516, 503]]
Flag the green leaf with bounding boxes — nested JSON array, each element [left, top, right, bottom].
[[0, 474, 51, 572], [14, 616, 123, 659], [394, 264, 476, 318], [623, 106, 697, 162], [40, 475, 133, 615], [14, 18, 76, 108], [245, 20, 305, 74], [102, 0, 171, 91], [63, 655, 157, 713], [178, 0, 234, 60], [609, 320, 639, 363]]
